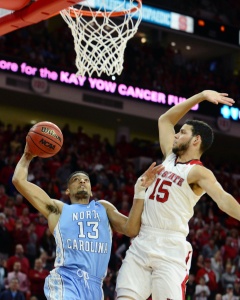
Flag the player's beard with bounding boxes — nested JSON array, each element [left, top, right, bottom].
[[75, 190, 89, 200], [172, 138, 192, 156]]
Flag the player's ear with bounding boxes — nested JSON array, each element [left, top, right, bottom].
[[65, 188, 70, 195], [193, 135, 201, 143]]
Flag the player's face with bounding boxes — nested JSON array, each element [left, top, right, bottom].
[[172, 124, 194, 155], [67, 173, 92, 201]]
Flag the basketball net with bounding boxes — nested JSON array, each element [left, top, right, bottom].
[[60, 0, 142, 77]]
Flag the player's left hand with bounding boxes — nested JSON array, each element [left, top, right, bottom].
[[201, 90, 235, 106], [24, 142, 37, 159], [140, 162, 164, 188]]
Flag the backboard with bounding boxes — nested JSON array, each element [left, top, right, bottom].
[[0, 0, 83, 36]]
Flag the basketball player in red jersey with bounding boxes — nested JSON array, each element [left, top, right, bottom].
[[116, 90, 240, 300]]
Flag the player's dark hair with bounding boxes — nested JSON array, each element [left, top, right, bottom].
[[185, 119, 214, 153], [67, 171, 90, 186]]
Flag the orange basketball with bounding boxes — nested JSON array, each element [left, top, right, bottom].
[[26, 121, 63, 158]]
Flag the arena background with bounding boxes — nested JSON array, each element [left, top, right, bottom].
[[0, 1, 240, 299], [0, 0, 240, 163]]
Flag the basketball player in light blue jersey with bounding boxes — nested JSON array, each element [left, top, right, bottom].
[[12, 144, 163, 300]]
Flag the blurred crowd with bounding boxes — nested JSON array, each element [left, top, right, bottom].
[[152, 0, 240, 27], [0, 121, 239, 300]]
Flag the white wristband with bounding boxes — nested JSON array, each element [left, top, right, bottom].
[[134, 189, 146, 199], [134, 177, 146, 199]]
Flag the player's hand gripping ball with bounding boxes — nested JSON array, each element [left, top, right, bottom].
[[26, 121, 63, 158]]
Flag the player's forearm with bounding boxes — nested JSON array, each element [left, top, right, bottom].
[[124, 198, 144, 237], [12, 153, 53, 218], [12, 153, 33, 185], [159, 92, 205, 126], [124, 177, 146, 236], [218, 193, 240, 221]]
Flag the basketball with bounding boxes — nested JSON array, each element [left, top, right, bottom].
[[26, 121, 63, 158]]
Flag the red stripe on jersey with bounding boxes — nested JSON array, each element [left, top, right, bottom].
[[181, 250, 192, 300], [181, 274, 189, 300], [187, 159, 203, 166], [185, 251, 192, 264], [175, 158, 203, 166]]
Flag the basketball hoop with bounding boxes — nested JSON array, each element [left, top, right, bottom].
[[60, 0, 142, 77]]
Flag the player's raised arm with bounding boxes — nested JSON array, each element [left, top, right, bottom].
[[158, 90, 234, 158], [12, 145, 61, 220]]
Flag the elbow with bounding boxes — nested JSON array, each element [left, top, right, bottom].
[[124, 231, 137, 238], [158, 115, 165, 123], [12, 174, 17, 186], [12, 174, 21, 188], [128, 231, 138, 238], [124, 226, 140, 238], [158, 115, 169, 127], [159, 111, 169, 121]]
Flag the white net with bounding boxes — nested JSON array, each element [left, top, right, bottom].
[[60, 0, 142, 77]]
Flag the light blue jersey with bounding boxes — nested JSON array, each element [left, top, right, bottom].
[[44, 200, 112, 300]]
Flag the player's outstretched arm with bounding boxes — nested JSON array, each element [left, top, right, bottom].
[[12, 145, 60, 220], [190, 166, 240, 221], [124, 162, 164, 237], [100, 163, 164, 237], [158, 90, 235, 158]]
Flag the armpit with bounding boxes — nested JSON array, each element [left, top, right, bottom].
[[189, 183, 204, 196], [46, 204, 60, 215]]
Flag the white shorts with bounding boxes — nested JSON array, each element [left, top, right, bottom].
[[116, 225, 192, 300]]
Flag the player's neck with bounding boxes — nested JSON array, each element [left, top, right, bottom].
[[71, 198, 90, 205], [176, 150, 200, 163]]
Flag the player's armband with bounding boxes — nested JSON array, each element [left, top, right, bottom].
[[134, 177, 146, 199]]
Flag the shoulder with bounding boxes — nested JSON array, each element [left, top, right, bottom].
[[97, 200, 116, 211], [188, 165, 216, 184], [163, 152, 175, 162], [51, 199, 64, 212], [188, 164, 212, 177], [53, 199, 65, 207]]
